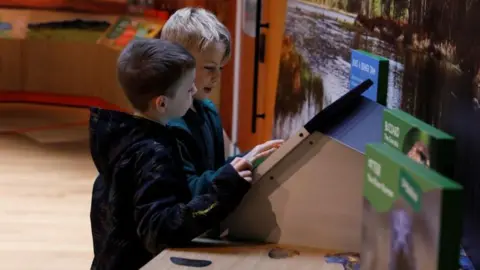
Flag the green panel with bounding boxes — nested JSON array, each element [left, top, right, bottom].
[[398, 169, 422, 211], [364, 143, 461, 213], [382, 109, 456, 178]]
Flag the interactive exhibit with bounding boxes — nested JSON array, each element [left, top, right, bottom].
[[144, 46, 475, 269], [144, 73, 472, 269], [224, 79, 381, 252]]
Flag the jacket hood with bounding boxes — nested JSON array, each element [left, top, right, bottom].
[[89, 107, 162, 175]]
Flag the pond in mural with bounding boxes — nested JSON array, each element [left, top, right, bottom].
[[273, 0, 480, 268], [274, 0, 480, 140]]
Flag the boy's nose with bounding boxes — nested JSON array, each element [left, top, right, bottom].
[[192, 85, 198, 95], [211, 74, 219, 84], [212, 69, 221, 80]]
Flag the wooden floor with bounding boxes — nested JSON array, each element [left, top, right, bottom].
[[0, 104, 95, 269]]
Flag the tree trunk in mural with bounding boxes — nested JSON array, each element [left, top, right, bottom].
[[407, 0, 424, 26], [392, 0, 408, 19], [347, 0, 362, 12], [383, 0, 392, 17]]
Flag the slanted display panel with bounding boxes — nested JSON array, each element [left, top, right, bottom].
[[272, 0, 480, 267], [224, 131, 366, 252], [224, 81, 383, 252]]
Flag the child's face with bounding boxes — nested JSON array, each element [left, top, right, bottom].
[[192, 42, 226, 100], [161, 68, 197, 119]]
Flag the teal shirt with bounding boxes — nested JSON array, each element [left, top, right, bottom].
[[169, 99, 243, 196]]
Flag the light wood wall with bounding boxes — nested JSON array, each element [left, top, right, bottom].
[[0, 38, 132, 110], [0, 39, 23, 92], [0, 38, 222, 110]]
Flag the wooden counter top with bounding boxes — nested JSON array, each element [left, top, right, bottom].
[[141, 238, 359, 270]]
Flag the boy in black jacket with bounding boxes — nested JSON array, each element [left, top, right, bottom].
[[161, 7, 283, 197], [89, 39, 258, 270]]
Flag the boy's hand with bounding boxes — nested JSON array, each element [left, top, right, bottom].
[[244, 139, 284, 164], [230, 157, 253, 182], [237, 170, 253, 183]]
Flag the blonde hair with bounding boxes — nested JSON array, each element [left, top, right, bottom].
[[160, 7, 231, 61]]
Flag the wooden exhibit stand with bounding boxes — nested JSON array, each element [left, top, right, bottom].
[[222, 80, 384, 252], [141, 238, 351, 270], [142, 80, 379, 269]]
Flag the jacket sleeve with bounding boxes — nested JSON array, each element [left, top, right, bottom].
[[183, 152, 227, 196], [182, 153, 246, 196], [129, 142, 250, 254], [175, 139, 231, 196]]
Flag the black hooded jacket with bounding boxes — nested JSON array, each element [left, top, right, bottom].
[[88, 108, 250, 270]]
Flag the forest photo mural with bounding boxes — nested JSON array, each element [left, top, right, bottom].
[[273, 0, 480, 268]]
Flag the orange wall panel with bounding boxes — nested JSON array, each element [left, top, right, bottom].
[[262, 0, 287, 142], [235, 0, 288, 151]]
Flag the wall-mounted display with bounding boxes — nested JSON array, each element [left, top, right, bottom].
[[0, 9, 116, 42], [0, 11, 28, 39], [97, 16, 163, 50]]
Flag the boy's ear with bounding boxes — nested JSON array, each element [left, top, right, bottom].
[[154, 96, 167, 111]]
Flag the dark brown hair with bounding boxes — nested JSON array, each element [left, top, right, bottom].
[[117, 39, 196, 112]]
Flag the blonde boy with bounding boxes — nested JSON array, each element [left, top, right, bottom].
[[161, 7, 283, 197]]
